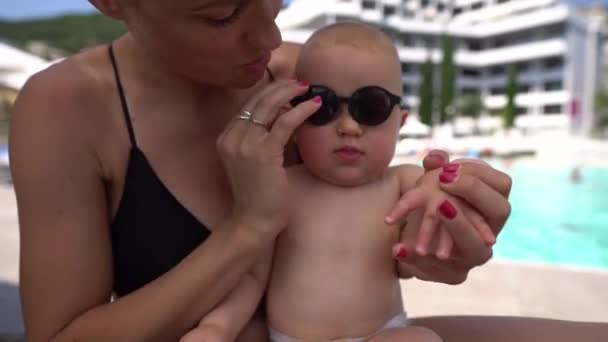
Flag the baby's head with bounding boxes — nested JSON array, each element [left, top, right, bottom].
[[292, 21, 407, 187]]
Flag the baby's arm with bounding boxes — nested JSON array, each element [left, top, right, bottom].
[[180, 250, 273, 342]]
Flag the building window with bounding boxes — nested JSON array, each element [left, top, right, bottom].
[[544, 23, 565, 38], [491, 87, 504, 95], [497, 0, 510, 3], [471, 2, 483, 10], [467, 40, 482, 51], [490, 66, 505, 76], [493, 38, 507, 48], [421, 0, 430, 7], [543, 104, 562, 115], [516, 62, 530, 72], [453, 7, 464, 15], [544, 80, 563, 91], [400, 34, 413, 46], [402, 84, 410, 95], [401, 63, 411, 73], [518, 84, 530, 93], [383, 5, 396, 16], [362, 0, 376, 9], [544, 57, 564, 69], [461, 68, 480, 77], [517, 107, 527, 115]]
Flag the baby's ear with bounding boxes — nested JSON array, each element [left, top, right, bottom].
[[400, 110, 409, 127]]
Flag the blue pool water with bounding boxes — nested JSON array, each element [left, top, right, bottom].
[[491, 160, 608, 271]]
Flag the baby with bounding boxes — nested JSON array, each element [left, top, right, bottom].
[[181, 21, 488, 342], [265, 22, 443, 341]]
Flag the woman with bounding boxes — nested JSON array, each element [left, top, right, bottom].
[[9, 0, 603, 341]]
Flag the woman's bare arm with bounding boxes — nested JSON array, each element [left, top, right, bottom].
[[182, 250, 273, 341], [11, 64, 271, 342]]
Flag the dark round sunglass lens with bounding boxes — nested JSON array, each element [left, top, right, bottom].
[[353, 87, 393, 126], [307, 87, 338, 126]]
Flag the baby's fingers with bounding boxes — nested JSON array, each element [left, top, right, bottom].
[[415, 211, 439, 256], [385, 188, 426, 225], [435, 229, 454, 261]]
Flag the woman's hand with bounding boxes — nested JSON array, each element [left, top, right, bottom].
[[388, 150, 512, 284], [216, 79, 321, 237]]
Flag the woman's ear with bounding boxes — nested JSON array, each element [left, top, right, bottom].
[[88, 0, 126, 20], [400, 110, 408, 127]]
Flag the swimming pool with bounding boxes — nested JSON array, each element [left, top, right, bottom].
[[492, 160, 608, 271]]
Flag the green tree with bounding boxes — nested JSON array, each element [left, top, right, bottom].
[[418, 58, 434, 128], [457, 93, 483, 134], [439, 35, 455, 124], [502, 65, 518, 130], [0, 14, 126, 55], [594, 91, 608, 137]]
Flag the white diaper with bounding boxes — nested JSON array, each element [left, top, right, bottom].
[[269, 312, 409, 342]]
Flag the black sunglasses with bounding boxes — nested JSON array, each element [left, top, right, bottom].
[[290, 85, 403, 126]]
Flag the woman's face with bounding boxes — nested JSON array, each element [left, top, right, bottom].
[[120, 0, 283, 88]]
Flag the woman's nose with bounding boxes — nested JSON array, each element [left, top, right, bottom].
[[245, 1, 282, 52]]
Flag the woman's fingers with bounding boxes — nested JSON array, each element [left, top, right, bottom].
[[445, 162, 513, 197], [393, 243, 470, 285], [265, 96, 322, 151], [248, 80, 310, 131], [462, 204, 496, 246], [439, 171, 512, 233], [219, 79, 299, 148]]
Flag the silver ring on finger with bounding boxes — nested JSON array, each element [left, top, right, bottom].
[[235, 110, 270, 131], [235, 110, 253, 121], [249, 117, 271, 131]]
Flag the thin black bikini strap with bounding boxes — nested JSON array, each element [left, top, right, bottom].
[[266, 66, 275, 82], [109, 44, 138, 149]]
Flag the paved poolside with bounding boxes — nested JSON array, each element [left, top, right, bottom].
[[0, 183, 607, 337]]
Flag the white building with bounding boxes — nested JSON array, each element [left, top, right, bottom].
[[278, 0, 608, 135]]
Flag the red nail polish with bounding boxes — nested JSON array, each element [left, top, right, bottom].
[[439, 172, 458, 183], [439, 200, 458, 219], [312, 96, 322, 103], [396, 247, 408, 259], [299, 80, 309, 86], [442, 163, 460, 173]]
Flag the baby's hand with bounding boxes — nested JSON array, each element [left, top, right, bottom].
[[389, 167, 496, 260]]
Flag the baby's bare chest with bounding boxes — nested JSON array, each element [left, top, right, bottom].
[[285, 179, 402, 254]]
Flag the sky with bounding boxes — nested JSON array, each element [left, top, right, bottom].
[[0, 0, 603, 20]]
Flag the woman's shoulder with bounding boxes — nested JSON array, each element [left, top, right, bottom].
[[13, 45, 117, 134], [23, 45, 112, 109], [269, 41, 302, 79], [10, 45, 118, 173]]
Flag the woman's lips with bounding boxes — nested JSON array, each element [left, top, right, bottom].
[[244, 52, 271, 72], [334, 146, 364, 162]]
